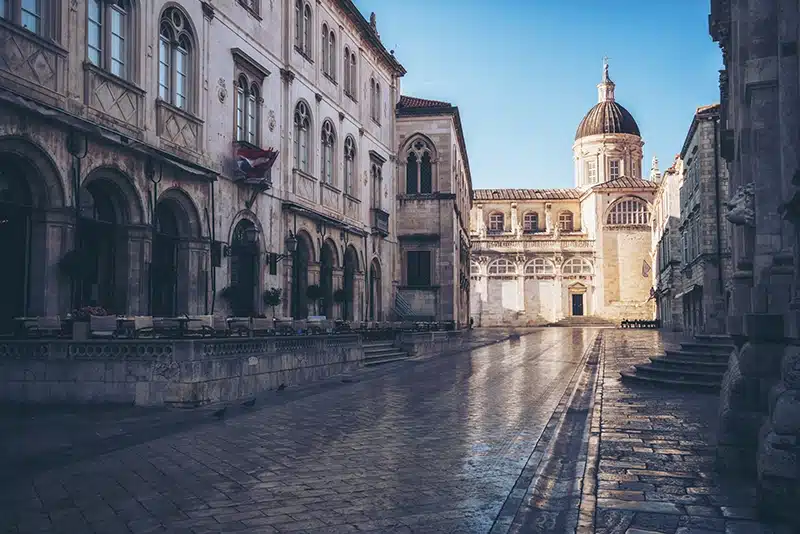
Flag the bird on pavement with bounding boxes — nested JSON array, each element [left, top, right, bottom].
[[277, 383, 286, 391], [211, 407, 227, 419], [241, 398, 256, 407]]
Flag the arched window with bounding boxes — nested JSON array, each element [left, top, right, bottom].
[[293, 101, 311, 172], [370, 161, 382, 209], [562, 258, 593, 275], [525, 258, 555, 275], [235, 75, 260, 145], [470, 262, 481, 275], [88, 0, 133, 80], [558, 211, 574, 232], [294, 1, 311, 56], [523, 212, 538, 233], [488, 212, 504, 233], [321, 23, 329, 74], [343, 46, 351, 94], [159, 7, 194, 111], [405, 138, 433, 194], [328, 30, 336, 80], [607, 197, 650, 226], [487, 258, 515, 275], [320, 120, 335, 184], [370, 79, 381, 123], [348, 52, 357, 96], [343, 136, 356, 196]]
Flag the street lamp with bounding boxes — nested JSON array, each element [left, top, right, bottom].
[[273, 231, 298, 262], [243, 225, 260, 244]]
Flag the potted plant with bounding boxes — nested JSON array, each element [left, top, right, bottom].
[[305, 284, 323, 316], [68, 305, 107, 340], [262, 287, 282, 320]]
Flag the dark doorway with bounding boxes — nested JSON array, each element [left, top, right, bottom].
[[369, 259, 381, 321], [230, 220, 259, 316], [152, 201, 180, 316], [0, 159, 32, 334], [78, 182, 119, 312], [320, 241, 335, 318], [292, 234, 310, 319], [343, 247, 357, 321], [571, 293, 584, 316]]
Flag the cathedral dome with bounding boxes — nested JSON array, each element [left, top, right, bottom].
[[574, 61, 640, 140], [574, 101, 640, 140]]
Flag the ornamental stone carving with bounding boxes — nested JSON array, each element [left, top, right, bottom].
[[726, 183, 755, 227]]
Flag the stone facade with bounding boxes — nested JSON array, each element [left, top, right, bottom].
[[710, 0, 800, 526], [469, 67, 656, 326], [651, 156, 685, 330], [394, 97, 473, 326], [0, 0, 411, 329]]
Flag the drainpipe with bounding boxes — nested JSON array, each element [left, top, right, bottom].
[[210, 180, 217, 314], [712, 116, 724, 299]]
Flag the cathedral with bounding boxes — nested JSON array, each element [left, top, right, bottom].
[[469, 64, 657, 326]]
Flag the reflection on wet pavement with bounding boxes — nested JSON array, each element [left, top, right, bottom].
[[1, 328, 600, 534]]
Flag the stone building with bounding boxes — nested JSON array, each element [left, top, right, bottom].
[[710, 0, 800, 525], [0, 0, 407, 332], [650, 155, 685, 330], [394, 96, 473, 326], [469, 64, 657, 326], [676, 104, 732, 335]]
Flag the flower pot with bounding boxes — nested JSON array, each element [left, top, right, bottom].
[[72, 321, 89, 340]]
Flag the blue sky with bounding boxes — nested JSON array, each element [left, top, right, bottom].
[[353, 0, 723, 190]]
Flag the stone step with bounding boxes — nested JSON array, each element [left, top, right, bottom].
[[364, 346, 402, 356], [648, 356, 729, 371], [363, 340, 394, 349], [665, 349, 730, 363], [363, 352, 409, 366], [680, 342, 733, 354], [693, 334, 733, 345], [619, 369, 720, 392], [632, 362, 725, 380]]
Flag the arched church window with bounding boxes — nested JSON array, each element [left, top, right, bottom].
[[405, 138, 433, 194], [558, 211, 574, 232], [562, 258, 592, 275], [607, 197, 650, 226], [525, 258, 554, 275], [487, 258, 515, 275], [523, 212, 538, 233], [488, 212, 504, 233]]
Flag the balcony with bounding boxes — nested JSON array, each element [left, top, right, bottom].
[[156, 99, 202, 154], [371, 208, 389, 236], [84, 62, 145, 135], [0, 18, 67, 104]]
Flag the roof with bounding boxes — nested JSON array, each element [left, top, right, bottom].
[[592, 177, 658, 190], [575, 101, 641, 140], [473, 189, 582, 201], [336, 1, 406, 76], [397, 95, 474, 199], [396, 96, 452, 109], [679, 103, 720, 158]]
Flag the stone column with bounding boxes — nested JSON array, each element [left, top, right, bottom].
[[28, 208, 76, 316], [124, 225, 152, 315], [510, 203, 519, 236], [545, 203, 553, 234], [476, 204, 485, 237]]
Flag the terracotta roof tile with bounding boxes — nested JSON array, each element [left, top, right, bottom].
[[473, 188, 582, 201], [398, 95, 453, 109], [593, 177, 658, 189]]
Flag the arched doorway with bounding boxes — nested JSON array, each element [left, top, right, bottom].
[[320, 240, 336, 318], [343, 246, 358, 321], [229, 219, 259, 316], [77, 181, 122, 312], [369, 258, 381, 321], [152, 201, 180, 316], [0, 157, 33, 333], [291, 232, 312, 319]]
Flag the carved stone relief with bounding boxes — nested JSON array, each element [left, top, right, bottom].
[[726, 182, 755, 227]]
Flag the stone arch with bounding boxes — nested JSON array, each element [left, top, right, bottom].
[[82, 166, 145, 225], [342, 245, 359, 321], [227, 210, 265, 247], [368, 256, 382, 321], [0, 135, 66, 209], [156, 187, 203, 239], [294, 229, 315, 263], [319, 238, 338, 317], [158, 2, 201, 107], [562, 257, 593, 275], [604, 195, 652, 226], [321, 237, 340, 267], [401, 132, 438, 159]]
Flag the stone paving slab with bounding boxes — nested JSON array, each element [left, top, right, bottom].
[[591, 330, 792, 534]]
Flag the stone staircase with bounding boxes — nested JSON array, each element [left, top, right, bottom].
[[363, 340, 409, 366], [549, 316, 617, 327], [619, 334, 733, 391]]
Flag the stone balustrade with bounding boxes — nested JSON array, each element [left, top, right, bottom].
[[472, 238, 595, 252]]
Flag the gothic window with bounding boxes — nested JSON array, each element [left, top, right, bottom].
[[525, 258, 555, 275], [344, 49, 357, 97], [235, 75, 260, 145], [609, 159, 621, 180], [488, 258, 515, 276], [607, 197, 650, 226], [406, 251, 431, 286], [405, 139, 433, 194], [558, 211, 574, 232], [343, 136, 356, 196], [327, 30, 335, 80], [320, 120, 335, 184], [523, 212, 538, 233], [294, 0, 311, 57], [470, 262, 481, 275], [370, 77, 381, 123], [562, 258, 592, 275], [370, 161, 382, 209], [586, 160, 597, 184], [88, 0, 133, 80], [293, 101, 311, 172], [159, 7, 194, 111], [321, 23, 329, 74], [488, 212, 505, 233]]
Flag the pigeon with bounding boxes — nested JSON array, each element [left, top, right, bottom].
[[211, 407, 227, 419], [241, 398, 256, 408], [277, 383, 286, 391]]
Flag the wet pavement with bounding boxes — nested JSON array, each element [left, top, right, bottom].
[[0, 328, 600, 534]]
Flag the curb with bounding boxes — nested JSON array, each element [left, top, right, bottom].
[[408, 329, 541, 363], [576, 330, 605, 533]]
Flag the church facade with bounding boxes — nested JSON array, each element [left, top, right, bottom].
[[469, 66, 657, 326]]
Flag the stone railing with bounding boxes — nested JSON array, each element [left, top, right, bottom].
[[0, 334, 361, 407], [84, 62, 145, 134], [472, 238, 595, 252], [397, 331, 466, 358]]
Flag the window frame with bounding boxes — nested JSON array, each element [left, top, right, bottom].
[[562, 258, 592, 275], [1, 0, 54, 38], [405, 138, 434, 194], [609, 159, 621, 180], [523, 212, 538, 233], [158, 7, 195, 113], [238, 0, 259, 17], [293, 101, 312, 173], [294, 0, 312, 59], [234, 74, 261, 146], [558, 211, 574, 232], [606, 197, 650, 226], [487, 258, 515, 276], [586, 160, 597, 184], [370, 160, 382, 209], [343, 136, 356, 197], [406, 250, 432, 287], [488, 212, 505, 234], [525, 258, 555, 275], [320, 119, 336, 184]]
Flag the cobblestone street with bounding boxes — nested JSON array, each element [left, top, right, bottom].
[[0, 329, 789, 534]]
